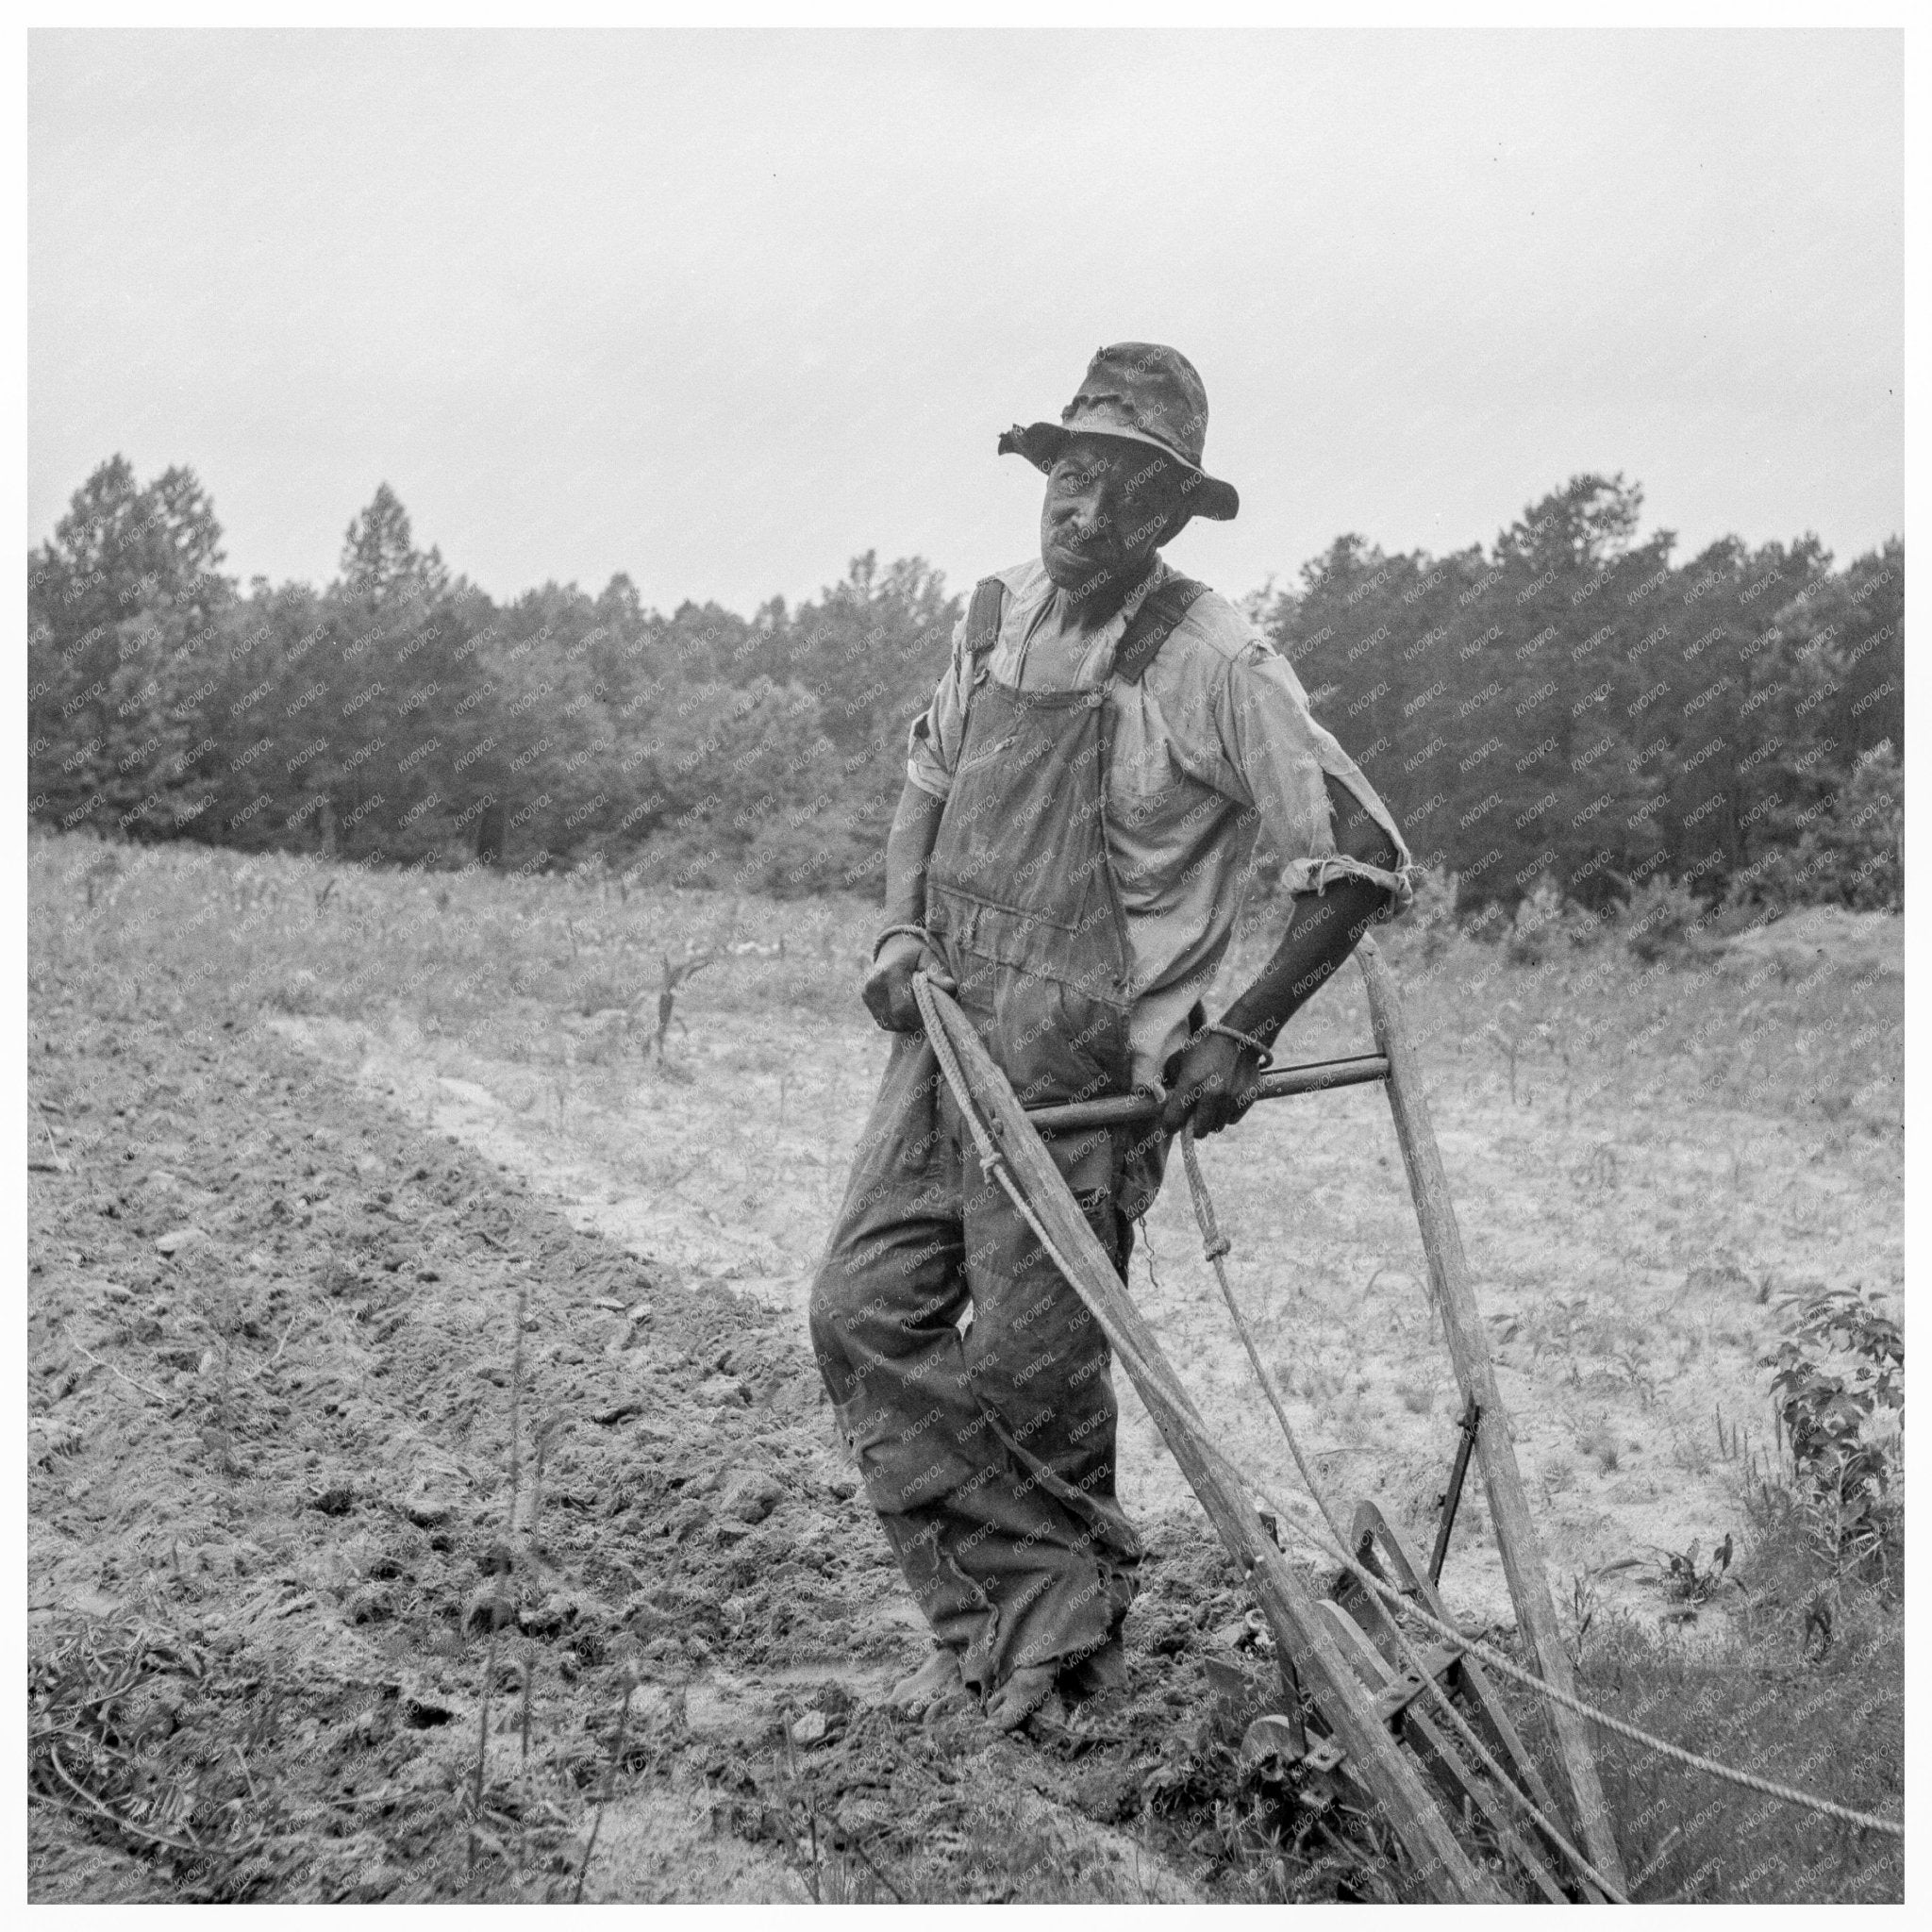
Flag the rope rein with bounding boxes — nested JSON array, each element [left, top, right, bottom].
[[908, 976, 1906, 1851], [1179, 1129, 1341, 1546]]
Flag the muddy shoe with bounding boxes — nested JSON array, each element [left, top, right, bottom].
[[984, 1663, 1058, 1732], [888, 1647, 964, 1715]]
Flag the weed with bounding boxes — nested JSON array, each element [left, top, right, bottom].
[[1483, 998, 1530, 1106], [1613, 1339, 1657, 1408], [1567, 1556, 1642, 1655], [1523, 1607, 1906, 1902], [504, 1280, 529, 1529], [1761, 1284, 1903, 1588], [572, 1668, 637, 1903], [466, 1559, 514, 1891], [1576, 1419, 1619, 1473], [1651, 1533, 1735, 1608], [26, 1608, 290, 1897], [1394, 1379, 1435, 1416], [1528, 1293, 1591, 1357], [654, 948, 716, 1058], [193, 1265, 244, 1489]]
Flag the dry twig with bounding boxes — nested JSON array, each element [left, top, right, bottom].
[[65, 1325, 170, 1406]]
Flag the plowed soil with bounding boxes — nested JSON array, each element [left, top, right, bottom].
[[27, 840, 1903, 1904], [25, 968, 1339, 1904]]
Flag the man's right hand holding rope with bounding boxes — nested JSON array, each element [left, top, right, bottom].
[[864, 926, 955, 1034]]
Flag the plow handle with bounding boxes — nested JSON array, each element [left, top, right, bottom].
[[1021, 1053, 1391, 1131]]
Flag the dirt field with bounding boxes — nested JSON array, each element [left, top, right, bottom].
[[26, 832, 1905, 1901]]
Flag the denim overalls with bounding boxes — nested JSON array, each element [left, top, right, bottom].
[[809, 574, 1204, 1693]]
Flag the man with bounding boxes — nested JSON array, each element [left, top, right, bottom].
[[810, 344, 1413, 1731]]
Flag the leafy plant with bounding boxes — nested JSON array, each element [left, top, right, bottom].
[[1655, 1533, 1734, 1607], [1762, 1285, 1903, 1583]]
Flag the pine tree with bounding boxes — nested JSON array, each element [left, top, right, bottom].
[[28, 458, 231, 834]]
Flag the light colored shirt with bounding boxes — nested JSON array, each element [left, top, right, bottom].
[[907, 555, 1415, 1090]]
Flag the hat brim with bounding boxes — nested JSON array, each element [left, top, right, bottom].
[[998, 420, 1239, 521]]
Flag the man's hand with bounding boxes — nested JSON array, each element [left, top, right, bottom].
[[862, 933, 956, 1033], [1158, 1030, 1266, 1138]]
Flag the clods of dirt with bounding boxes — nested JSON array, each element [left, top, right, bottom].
[[28, 969, 1407, 1903]]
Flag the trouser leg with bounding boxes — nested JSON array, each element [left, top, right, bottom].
[[809, 1034, 1003, 1658], [810, 1046, 1151, 1691], [944, 1162, 1141, 1682]]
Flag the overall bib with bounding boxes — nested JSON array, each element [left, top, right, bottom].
[[809, 573, 1206, 1692]]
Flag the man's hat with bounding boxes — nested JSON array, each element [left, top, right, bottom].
[[998, 341, 1240, 522]]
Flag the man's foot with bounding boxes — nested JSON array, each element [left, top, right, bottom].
[[888, 1648, 964, 1715], [984, 1663, 1058, 1732]]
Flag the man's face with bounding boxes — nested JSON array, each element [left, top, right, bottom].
[[1039, 434, 1188, 598]]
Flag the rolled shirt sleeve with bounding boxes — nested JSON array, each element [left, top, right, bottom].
[[1217, 642, 1417, 921]]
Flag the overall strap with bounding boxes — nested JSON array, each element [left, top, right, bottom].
[[1111, 574, 1208, 686], [965, 576, 1007, 661], [956, 575, 1007, 730]]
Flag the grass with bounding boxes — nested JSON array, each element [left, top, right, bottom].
[[1506, 1403, 1904, 1904], [1547, 1602, 1904, 1902]]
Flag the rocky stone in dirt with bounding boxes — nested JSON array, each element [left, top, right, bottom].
[[396, 1482, 458, 1528], [512, 1591, 576, 1640], [153, 1225, 206, 1256], [1068, 1761, 1140, 1825], [590, 1399, 647, 1427], [721, 1472, 785, 1525], [464, 1583, 520, 1635]]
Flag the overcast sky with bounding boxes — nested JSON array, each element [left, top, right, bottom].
[[30, 29, 1902, 616]]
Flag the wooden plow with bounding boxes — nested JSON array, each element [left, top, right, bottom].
[[913, 938, 1628, 1904]]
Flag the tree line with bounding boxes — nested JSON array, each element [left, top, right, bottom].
[[1267, 475, 1901, 918], [28, 458, 1902, 915]]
